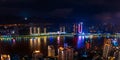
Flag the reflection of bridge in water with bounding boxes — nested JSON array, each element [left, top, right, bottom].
[[0, 33, 119, 40], [0, 33, 120, 60]]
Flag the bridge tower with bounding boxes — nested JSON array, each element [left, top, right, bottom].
[[44, 28, 47, 33], [78, 22, 83, 33], [60, 26, 65, 32], [30, 27, 33, 35], [60, 27, 62, 32], [73, 24, 78, 33], [63, 26, 65, 32], [33, 27, 37, 34], [73, 22, 83, 33], [37, 27, 40, 34]]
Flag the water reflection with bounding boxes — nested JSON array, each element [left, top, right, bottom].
[[30, 37, 41, 51], [0, 35, 106, 59], [57, 36, 64, 47], [57, 36, 60, 45], [30, 36, 47, 55], [43, 36, 47, 47], [49, 36, 54, 45], [77, 36, 85, 49], [12, 38, 16, 45]]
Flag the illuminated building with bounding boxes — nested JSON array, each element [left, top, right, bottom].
[[60, 27, 62, 32], [111, 38, 118, 47], [48, 45, 55, 57], [58, 46, 73, 60], [63, 26, 65, 32], [44, 28, 47, 33], [32, 50, 43, 60], [103, 44, 111, 58], [58, 47, 64, 60], [30, 27, 33, 34], [103, 39, 112, 58], [1, 54, 10, 60], [48, 46, 52, 56], [65, 47, 73, 60], [37, 27, 40, 34], [60, 26, 65, 32], [117, 51, 120, 60], [34, 27, 37, 34], [78, 22, 83, 33]]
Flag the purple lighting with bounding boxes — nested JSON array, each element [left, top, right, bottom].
[[77, 36, 85, 49], [78, 22, 83, 33]]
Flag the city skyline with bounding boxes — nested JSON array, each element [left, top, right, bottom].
[[1, 0, 120, 60]]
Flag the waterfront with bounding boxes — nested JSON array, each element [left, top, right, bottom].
[[0, 34, 110, 60], [1, 0, 120, 60]]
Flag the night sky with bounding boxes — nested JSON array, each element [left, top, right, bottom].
[[0, 0, 120, 24]]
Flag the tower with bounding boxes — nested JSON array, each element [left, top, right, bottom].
[[37, 27, 40, 34], [60, 27, 62, 32], [73, 22, 83, 34], [44, 28, 47, 33], [63, 26, 65, 32], [73, 24, 78, 33], [78, 22, 83, 33], [34, 27, 37, 34], [30, 27, 32, 35]]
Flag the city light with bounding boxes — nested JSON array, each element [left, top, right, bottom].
[[1, 54, 10, 60], [24, 17, 28, 20], [34, 50, 40, 53], [0, 0, 120, 60]]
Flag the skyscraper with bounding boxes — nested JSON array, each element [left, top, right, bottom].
[[103, 39, 112, 59]]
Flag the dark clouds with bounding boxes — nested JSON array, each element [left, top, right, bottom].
[[0, 0, 120, 24], [94, 12, 120, 24], [49, 8, 73, 18]]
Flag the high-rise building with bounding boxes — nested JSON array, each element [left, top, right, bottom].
[[63, 26, 65, 32], [103, 39, 112, 59], [37, 27, 40, 34], [33, 27, 37, 34], [48, 45, 55, 57], [60, 27, 62, 32], [1, 54, 10, 60], [30, 27, 33, 35], [58, 46, 73, 60], [58, 47, 64, 60], [44, 28, 47, 33]]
